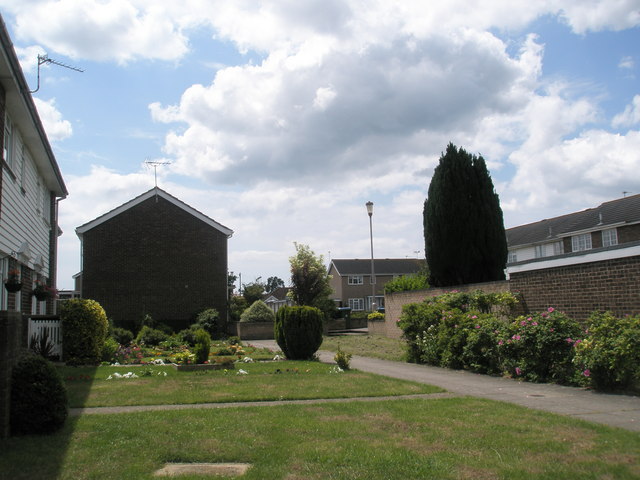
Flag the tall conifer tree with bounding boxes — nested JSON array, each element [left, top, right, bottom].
[[424, 143, 507, 287]]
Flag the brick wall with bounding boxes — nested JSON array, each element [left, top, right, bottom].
[[509, 255, 640, 322], [384, 280, 510, 339], [82, 195, 229, 333]]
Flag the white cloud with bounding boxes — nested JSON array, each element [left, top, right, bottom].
[[33, 98, 73, 140], [612, 95, 640, 128], [619, 55, 635, 70], [559, 0, 640, 33]]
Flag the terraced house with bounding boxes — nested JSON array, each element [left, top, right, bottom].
[[0, 16, 67, 315]]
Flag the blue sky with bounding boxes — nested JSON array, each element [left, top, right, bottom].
[[0, 1, 638, 289]]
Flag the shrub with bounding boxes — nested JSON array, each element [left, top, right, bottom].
[[192, 329, 211, 364], [29, 327, 55, 359], [135, 326, 169, 347], [384, 273, 429, 294], [195, 308, 219, 337], [102, 337, 120, 363], [398, 301, 445, 363], [367, 312, 385, 321], [230, 296, 249, 323], [274, 306, 323, 360], [334, 348, 352, 370], [10, 351, 68, 435], [60, 299, 108, 364], [177, 328, 197, 346], [240, 300, 275, 323], [461, 314, 505, 375], [499, 308, 583, 384], [111, 327, 134, 345], [574, 312, 640, 391]]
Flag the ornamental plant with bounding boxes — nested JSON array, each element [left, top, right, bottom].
[[240, 300, 276, 323], [192, 328, 211, 364], [60, 299, 108, 364], [499, 308, 583, 384], [275, 305, 323, 360], [574, 312, 640, 391]]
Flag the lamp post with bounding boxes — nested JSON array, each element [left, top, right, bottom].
[[366, 201, 376, 312]]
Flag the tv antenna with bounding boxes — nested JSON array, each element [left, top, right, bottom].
[[29, 54, 84, 94], [145, 160, 172, 188]]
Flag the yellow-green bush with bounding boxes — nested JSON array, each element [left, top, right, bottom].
[[60, 299, 108, 364]]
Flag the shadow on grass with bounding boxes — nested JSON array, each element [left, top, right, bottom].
[[0, 364, 97, 480]]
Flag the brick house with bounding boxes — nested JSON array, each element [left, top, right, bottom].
[[328, 258, 426, 311], [76, 187, 233, 332], [0, 16, 67, 315]]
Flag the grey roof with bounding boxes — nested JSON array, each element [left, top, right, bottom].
[[506, 194, 640, 247], [330, 258, 426, 276]]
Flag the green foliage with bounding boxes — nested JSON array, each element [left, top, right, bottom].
[[240, 300, 276, 323], [334, 348, 353, 370], [574, 312, 640, 391], [10, 351, 68, 435], [274, 306, 324, 360], [289, 243, 333, 315], [192, 329, 211, 364], [424, 143, 507, 287], [242, 281, 265, 305], [461, 315, 506, 375], [229, 295, 249, 323], [266, 276, 285, 293], [60, 298, 109, 364], [111, 327, 134, 345], [177, 328, 197, 347], [195, 308, 219, 337], [29, 327, 55, 359], [367, 312, 385, 321], [384, 273, 430, 294], [499, 309, 583, 384], [135, 326, 169, 347], [102, 337, 120, 363]]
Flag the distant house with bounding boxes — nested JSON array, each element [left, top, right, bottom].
[[263, 286, 293, 313], [506, 194, 640, 270], [0, 16, 67, 315], [328, 258, 426, 311], [76, 187, 233, 332]]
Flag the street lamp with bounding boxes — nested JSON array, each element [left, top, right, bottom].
[[366, 201, 376, 312]]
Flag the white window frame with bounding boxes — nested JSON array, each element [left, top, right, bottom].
[[552, 241, 564, 256], [571, 233, 592, 252], [507, 251, 517, 263], [534, 245, 545, 259], [348, 298, 364, 311], [602, 228, 618, 247], [348, 275, 363, 285], [366, 295, 385, 311]]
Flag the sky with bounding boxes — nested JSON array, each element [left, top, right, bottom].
[[0, 1, 639, 290]]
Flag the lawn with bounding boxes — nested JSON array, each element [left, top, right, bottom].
[[60, 362, 442, 407], [2, 396, 639, 479], [321, 334, 406, 362]]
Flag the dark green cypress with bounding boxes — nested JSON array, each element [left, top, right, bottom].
[[424, 143, 507, 287]]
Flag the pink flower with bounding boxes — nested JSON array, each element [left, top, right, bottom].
[[549, 328, 555, 332], [526, 317, 533, 322], [515, 367, 522, 376], [498, 340, 504, 346], [532, 322, 538, 326], [548, 307, 555, 313], [583, 369, 591, 377], [471, 315, 478, 319], [520, 320, 527, 326], [512, 334, 521, 341], [566, 338, 573, 344], [475, 325, 481, 329]]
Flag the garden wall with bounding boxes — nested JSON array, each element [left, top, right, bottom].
[[0, 311, 25, 438], [383, 281, 510, 339], [231, 321, 275, 340]]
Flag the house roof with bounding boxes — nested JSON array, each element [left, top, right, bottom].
[[76, 187, 234, 238], [329, 258, 426, 276], [506, 194, 640, 248], [0, 15, 67, 197], [264, 286, 292, 301]]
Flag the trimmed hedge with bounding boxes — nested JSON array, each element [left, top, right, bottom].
[[60, 299, 108, 364], [240, 300, 275, 323], [274, 306, 323, 360], [10, 351, 68, 435]]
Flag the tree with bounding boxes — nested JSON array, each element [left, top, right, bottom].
[[265, 276, 285, 293], [289, 243, 334, 316], [227, 272, 238, 296], [423, 143, 507, 287], [242, 280, 265, 305]]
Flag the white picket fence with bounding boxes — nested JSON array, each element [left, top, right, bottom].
[[28, 318, 63, 358]]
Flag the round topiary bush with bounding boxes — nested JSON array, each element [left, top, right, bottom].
[[274, 306, 323, 360], [10, 350, 68, 435], [240, 300, 276, 323], [60, 299, 108, 364]]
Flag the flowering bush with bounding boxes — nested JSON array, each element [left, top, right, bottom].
[[461, 314, 506, 375], [499, 308, 583, 384], [574, 312, 640, 391], [173, 349, 196, 365], [334, 348, 352, 370]]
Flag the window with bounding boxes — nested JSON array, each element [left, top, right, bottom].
[[602, 228, 618, 247], [348, 275, 363, 285], [552, 241, 564, 256], [348, 298, 364, 311], [507, 251, 517, 263], [534, 245, 545, 259], [3, 114, 13, 169], [366, 295, 385, 311], [571, 233, 592, 252]]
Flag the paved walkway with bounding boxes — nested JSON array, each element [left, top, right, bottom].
[[249, 340, 640, 432]]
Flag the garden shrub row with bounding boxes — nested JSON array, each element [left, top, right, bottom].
[[398, 290, 640, 391]]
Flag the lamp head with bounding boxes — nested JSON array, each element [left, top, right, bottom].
[[366, 201, 373, 217]]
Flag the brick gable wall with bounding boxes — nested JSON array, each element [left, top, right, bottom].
[[82, 195, 228, 332]]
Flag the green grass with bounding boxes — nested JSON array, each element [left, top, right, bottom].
[[322, 334, 407, 362], [2, 397, 639, 479], [60, 362, 442, 407]]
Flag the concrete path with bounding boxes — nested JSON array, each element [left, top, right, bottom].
[[249, 340, 640, 432]]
